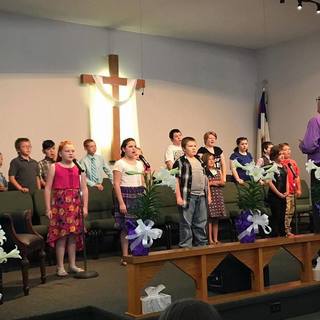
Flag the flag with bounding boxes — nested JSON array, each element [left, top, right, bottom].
[[256, 90, 270, 159]]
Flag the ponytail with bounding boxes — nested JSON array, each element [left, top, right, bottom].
[[234, 137, 248, 153]]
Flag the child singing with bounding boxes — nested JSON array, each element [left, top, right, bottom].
[[45, 141, 88, 276], [267, 145, 288, 237], [202, 153, 226, 244], [113, 138, 144, 265]]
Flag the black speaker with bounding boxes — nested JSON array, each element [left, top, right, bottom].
[[208, 255, 269, 293], [208, 255, 251, 293]]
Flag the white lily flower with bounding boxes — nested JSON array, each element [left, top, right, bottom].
[[154, 168, 176, 191], [0, 226, 6, 246], [233, 159, 280, 182], [306, 159, 317, 174], [305, 159, 320, 180], [264, 162, 280, 175], [263, 172, 276, 181], [0, 225, 22, 264], [233, 159, 256, 176], [0, 246, 21, 264], [315, 169, 320, 180], [234, 160, 264, 178], [244, 163, 256, 175], [249, 166, 265, 182], [261, 162, 280, 181], [232, 159, 248, 171]]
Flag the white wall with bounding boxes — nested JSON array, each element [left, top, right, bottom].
[[0, 12, 258, 176], [257, 32, 320, 182], [0, 74, 90, 172]]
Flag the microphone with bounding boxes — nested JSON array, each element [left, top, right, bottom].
[[73, 159, 85, 173], [139, 155, 151, 169], [287, 162, 297, 179]]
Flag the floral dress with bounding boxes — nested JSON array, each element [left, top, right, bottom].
[[207, 168, 226, 221], [47, 163, 83, 250]]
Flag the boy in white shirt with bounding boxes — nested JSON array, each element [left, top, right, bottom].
[[165, 129, 183, 170]]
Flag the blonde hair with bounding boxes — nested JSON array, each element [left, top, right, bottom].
[[203, 131, 217, 144], [56, 140, 73, 162]]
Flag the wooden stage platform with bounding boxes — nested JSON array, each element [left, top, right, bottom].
[[124, 234, 320, 318]]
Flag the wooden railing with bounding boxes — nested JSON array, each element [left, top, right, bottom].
[[124, 234, 320, 318]]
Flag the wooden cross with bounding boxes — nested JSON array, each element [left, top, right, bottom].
[[80, 54, 145, 161]]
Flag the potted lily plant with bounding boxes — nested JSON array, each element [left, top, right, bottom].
[[125, 168, 178, 255], [232, 160, 278, 243]]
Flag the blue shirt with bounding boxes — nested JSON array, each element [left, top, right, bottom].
[[0, 171, 8, 189], [229, 151, 253, 181], [80, 154, 113, 186]]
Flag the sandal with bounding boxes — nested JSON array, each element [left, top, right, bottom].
[[286, 233, 295, 238], [56, 268, 68, 277], [120, 258, 127, 266], [69, 266, 84, 274]]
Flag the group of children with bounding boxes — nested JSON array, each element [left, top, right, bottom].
[[0, 131, 302, 273], [228, 137, 301, 237], [0, 138, 111, 275], [165, 129, 301, 246]]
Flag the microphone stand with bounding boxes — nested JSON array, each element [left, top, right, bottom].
[[74, 163, 98, 279], [293, 178, 298, 234], [288, 164, 298, 234]]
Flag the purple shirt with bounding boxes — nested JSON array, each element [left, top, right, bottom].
[[299, 114, 320, 163]]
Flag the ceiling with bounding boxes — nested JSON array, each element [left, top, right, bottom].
[[0, 0, 320, 49]]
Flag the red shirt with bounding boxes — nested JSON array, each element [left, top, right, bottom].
[[281, 159, 300, 194]]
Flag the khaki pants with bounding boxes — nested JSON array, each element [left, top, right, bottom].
[[285, 195, 295, 234]]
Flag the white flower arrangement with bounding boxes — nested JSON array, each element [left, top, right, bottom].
[[153, 168, 178, 191], [0, 225, 21, 264], [232, 160, 280, 182], [306, 159, 320, 180], [231, 160, 280, 212], [124, 168, 179, 221], [232, 160, 279, 241]]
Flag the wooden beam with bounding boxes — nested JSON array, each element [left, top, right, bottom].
[[80, 74, 145, 89], [80, 74, 127, 86], [109, 54, 121, 161], [125, 234, 320, 264]]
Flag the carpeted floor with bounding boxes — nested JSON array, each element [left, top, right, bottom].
[[0, 247, 315, 320]]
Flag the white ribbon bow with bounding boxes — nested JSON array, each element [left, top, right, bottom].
[[144, 284, 166, 297], [126, 219, 163, 251], [238, 211, 272, 241]]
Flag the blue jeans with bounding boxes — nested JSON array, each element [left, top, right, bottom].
[[179, 194, 208, 247]]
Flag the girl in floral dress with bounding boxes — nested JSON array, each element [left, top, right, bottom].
[[45, 141, 88, 276], [202, 153, 226, 244]]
